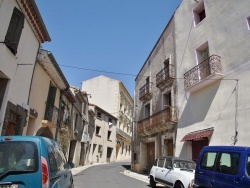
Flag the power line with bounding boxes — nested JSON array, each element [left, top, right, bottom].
[[59, 64, 239, 82], [59, 64, 138, 77]]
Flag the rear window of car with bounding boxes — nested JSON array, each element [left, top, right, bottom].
[[0, 141, 38, 174]]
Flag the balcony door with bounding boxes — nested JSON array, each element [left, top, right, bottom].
[[163, 92, 171, 108], [199, 46, 210, 80], [144, 103, 150, 118], [45, 85, 57, 120]]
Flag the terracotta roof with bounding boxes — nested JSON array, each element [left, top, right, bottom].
[[20, 0, 51, 42], [181, 128, 214, 142]]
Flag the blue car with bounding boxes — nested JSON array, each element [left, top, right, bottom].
[[194, 146, 250, 188], [0, 136, 74, 188]]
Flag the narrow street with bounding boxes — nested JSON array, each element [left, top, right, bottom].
[[73, 161, 149, 188]]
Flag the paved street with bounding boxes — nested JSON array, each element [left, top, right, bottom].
[[72, 161, 150, 188]]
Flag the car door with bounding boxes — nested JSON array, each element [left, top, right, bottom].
[[195, 151, 217, 188], [213, 151, 241, 188], [160, 158, 174, 188], [155, 158, 165, 184], [241, 153, 250, 186]]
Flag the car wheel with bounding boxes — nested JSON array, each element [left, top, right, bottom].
[[174, 182, 184, 188], [149, 176, 156, 188]]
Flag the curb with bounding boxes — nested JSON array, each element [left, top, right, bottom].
[[123, 170, 149, 183]]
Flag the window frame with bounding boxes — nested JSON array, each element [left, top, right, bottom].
[[193, 1, 206, 26]]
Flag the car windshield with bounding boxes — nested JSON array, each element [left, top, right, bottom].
[[173, 160, 196, 170], [0, 141, 38, 177]]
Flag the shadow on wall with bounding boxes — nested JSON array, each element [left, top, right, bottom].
[[178, 81, 221, 128]]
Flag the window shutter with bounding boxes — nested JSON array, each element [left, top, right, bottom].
[[5, 7, 24, 55]]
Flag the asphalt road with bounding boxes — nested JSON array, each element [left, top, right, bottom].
[[73, 161, 150, 188]]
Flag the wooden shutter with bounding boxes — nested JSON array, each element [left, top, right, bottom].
[[44, 86, 57, 120], [4, 7, 24, 55]]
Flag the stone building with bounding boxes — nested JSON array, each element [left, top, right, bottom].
[[134, 15, 177, 173]]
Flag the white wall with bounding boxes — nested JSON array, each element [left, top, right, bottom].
[[174, 0, 250, 158], [81, 75, 119, 115]]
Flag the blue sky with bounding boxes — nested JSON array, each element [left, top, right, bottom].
[[36, 0, 181, 97]]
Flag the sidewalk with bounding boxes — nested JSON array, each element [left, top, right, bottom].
[[123, 169, 148, 183], [71, 162, 105, 176], [71, 163, 149, 183]]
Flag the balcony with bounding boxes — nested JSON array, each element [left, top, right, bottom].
[[184, 55, 223, 93], [137, 107, 177, 137], [116, 128, 131, 142], [139, 83, 152, 102], [156, 65, 175, 90], [42, 104, 58, 129]]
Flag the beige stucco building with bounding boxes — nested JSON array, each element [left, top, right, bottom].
[[0, 0, 50, 136], [87, 104, 117, 163], [81, 75, 133, 161]]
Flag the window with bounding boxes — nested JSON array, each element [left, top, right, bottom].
[[158, 159, 165, 168], [97, 112, 102, 119], [193, 1, 206, 26], [165, 159, 172, 169], [246, 155, 250, 176], [144, 103, 150, 118], [5, 7, 24, 55], [108, 118, 112, 124], [153, 159, 158, 166], [200, 152, 217, 171], [95, 126, 101, 136], [107, 131, 111, 140], [215, 152, 240, 175]]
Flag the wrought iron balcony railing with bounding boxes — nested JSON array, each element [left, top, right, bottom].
[[139, 83, 152, 101], [43, 104, 58, 127], [156, 65, 175, 89], [184, 55, 222, 92], [137, 106, 177, 136]]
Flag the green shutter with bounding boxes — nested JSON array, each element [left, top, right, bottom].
[[5, 7, 24, 55]]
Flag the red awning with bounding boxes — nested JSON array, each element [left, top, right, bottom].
[[181, 128, 213, 142]]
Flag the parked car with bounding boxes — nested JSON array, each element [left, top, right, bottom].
[[149, 156, 196, 188], [194, 146, 250, 188], [0, 136, 74, 188]]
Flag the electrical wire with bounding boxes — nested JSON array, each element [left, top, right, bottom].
[[59, 63, 239, 82]]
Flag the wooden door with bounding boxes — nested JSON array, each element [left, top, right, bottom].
[[147, 142, 155, 173], [192, 139, 208, 163]]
